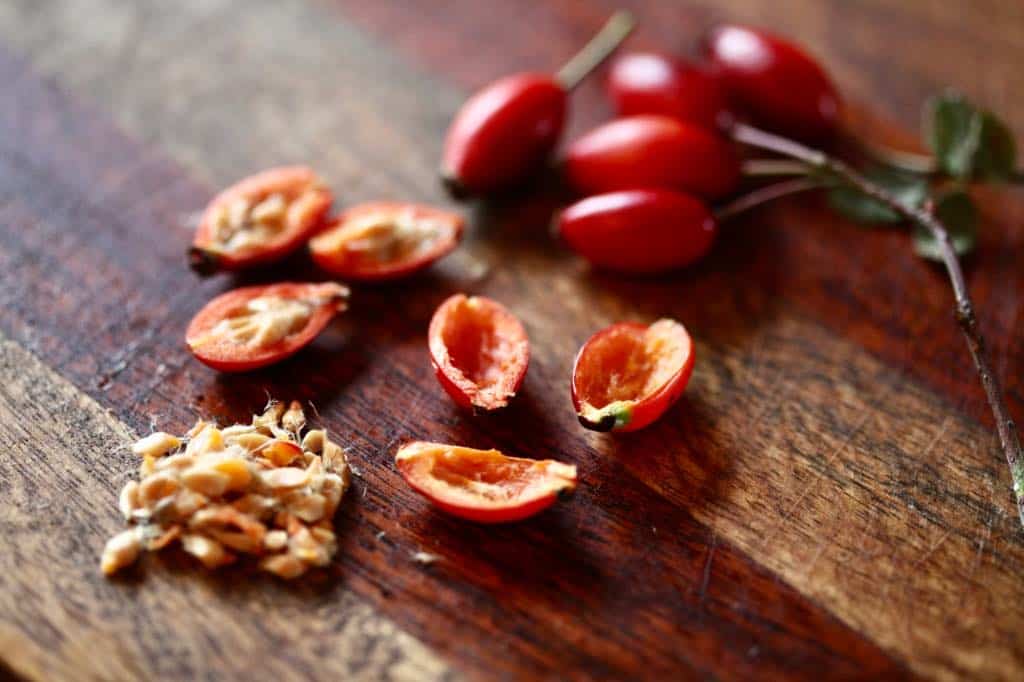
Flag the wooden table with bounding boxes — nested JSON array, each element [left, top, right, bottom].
[[1, 1, 1022, 679]]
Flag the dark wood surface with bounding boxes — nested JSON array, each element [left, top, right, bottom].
[[0, 0, 1022, 680]]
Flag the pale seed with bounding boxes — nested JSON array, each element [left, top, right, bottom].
[[138, 473, 180, 508], [261, 467, 310, 490], [100, 529, 141, 575], [118, 481, 140, 520], [181, 467, 230, 497], [131, 432, 182, 458], [260, 553, 307, 579], [181, 534, 234, 569], [264, 529, 288, 552]]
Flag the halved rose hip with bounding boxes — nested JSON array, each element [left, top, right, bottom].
[[395, 441, 577, 523], [190, 166, 333, 275], [186, 282, 349, 372], [428, 294, 529, 410], [309, 202, 464, 281], [572, 318, 694, 432]]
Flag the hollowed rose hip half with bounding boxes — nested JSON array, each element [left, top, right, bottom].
[[572, 319, 695, 432], [309, 202, 464, 281], [190, 166, 333, 275], [186, 282, 349, 372], [428, 294, 529, 411], [394, 441, 577, 523]]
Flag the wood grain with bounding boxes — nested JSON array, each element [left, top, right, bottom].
[[0, 0, 1021, 679], [0, 334, 453, 682], [0, 20, 908, 680]]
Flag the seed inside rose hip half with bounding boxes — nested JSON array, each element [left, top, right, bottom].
[[572, 318, 695, 432], [428, 294, 529, 411], [309, 202, 464, 281], [190, 166, 333, 275], [185, 282, 349, 372], [395, 441, 577, 523]]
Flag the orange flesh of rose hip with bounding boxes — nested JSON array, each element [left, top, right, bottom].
[[428, 294, 529, 410], [572, 319, 694, 432], [395, 442, 577, 523]]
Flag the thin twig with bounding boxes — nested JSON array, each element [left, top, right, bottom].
[[732, 121, 1024, 527], [741, 159, 810, 178], [555, 11, 636, 92], [714, 178, 822, 221]]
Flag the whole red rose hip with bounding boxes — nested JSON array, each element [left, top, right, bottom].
[[702, 24, 841, 141], [441, 12, 634, 197], [564, 115, 740, 199], [441, 74, 567, 197], [556, 189, 717, 274], [606, 52, 730, 131]]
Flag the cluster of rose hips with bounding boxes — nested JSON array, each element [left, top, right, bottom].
[[175, 20, 844, 523], [443, 23, 840, 274]]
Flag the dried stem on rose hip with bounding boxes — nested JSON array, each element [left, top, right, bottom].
[[555, 11, 637, 92], [723, 121, 1024, 526], [440, 11, 634, 197]]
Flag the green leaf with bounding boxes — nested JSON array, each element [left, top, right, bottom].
[[926, 92, 1018, 182], [913, 189, 978, 261], [974, 112, 1017, 181], [826, 167, 929, 225]]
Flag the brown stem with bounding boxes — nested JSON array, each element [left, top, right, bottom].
[[714, 178, 823, 221], [732, 122, 1024, 527], [741, 159, 810, 178], [555, 11, 635, 92]]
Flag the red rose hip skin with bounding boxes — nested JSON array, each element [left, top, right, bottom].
[[428, 294, 530, 410], [572, 319, 695, 432], [606, 52, 730, 131], [556, 189, 717, 274], [702, 24, 841, 141], [564, 115, 740, 199]]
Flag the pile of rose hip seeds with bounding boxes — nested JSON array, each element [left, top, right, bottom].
[[102, 402, 350, 577], [104, 16, 845, 575]]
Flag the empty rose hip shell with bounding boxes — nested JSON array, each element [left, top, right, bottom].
[[427, 294, 530, 411]]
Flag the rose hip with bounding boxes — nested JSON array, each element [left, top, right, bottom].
[[190, 166, 332, 275], [563, 115, 740, 199], [441, 74, 567, 197], [441, 12, 634, 197], [185, 282, 349, 372], [572, 318, 695, 432], [702, 24, 841, 141], [428, 294, 529, 411], [395, 441, 577, 523], [606, 52, 730, 131], [309, 202, 464, 281], [556, 189, 716, 274]]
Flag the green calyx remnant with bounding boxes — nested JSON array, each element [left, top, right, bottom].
[[821, 91, 1017, 262], [580, 400, 633, 432]]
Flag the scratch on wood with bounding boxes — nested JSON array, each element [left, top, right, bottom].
[[759, 398, 882, 552], [698, 534, 717, 613]]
